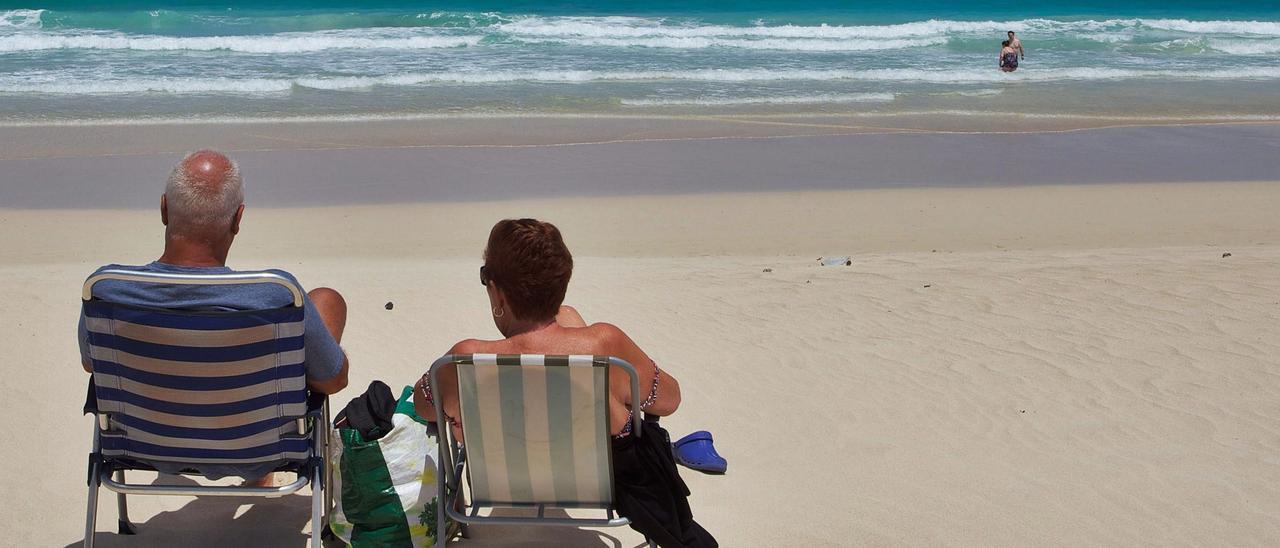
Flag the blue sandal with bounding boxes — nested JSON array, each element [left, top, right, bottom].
[[673, 431, 727, 474]]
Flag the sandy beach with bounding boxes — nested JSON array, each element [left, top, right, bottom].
[[2, 119, 1280, 547]]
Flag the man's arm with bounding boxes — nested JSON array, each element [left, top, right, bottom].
[[303, 287, 349, 395], [309, 357, 349, 395]]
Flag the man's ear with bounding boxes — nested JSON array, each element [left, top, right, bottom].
[[160, 194, 169, 226], [230, 204, 244, 235]]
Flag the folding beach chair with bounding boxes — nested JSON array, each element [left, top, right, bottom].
[[427, 353, 652, 546], [81, 269, 331, 548]]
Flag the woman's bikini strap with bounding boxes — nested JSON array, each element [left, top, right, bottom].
[[614, 362, 663, 439]]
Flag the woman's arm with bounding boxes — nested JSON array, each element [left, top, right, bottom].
[[411, 373, 438, 422], [600, 323, 682, 416], [413, 341, 474, 425]]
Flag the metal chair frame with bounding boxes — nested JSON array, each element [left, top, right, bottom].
[[428, 353, 650, 545], [81, 269, 332, 548]]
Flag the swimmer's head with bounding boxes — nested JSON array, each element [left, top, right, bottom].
[[1008, 31, 1015, 37], [1002, 40, 1010, 47]]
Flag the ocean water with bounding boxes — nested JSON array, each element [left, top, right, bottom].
[[2, 1, 1279, 124]]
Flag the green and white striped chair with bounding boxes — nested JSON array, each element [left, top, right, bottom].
[[427, 353, 649, 544]]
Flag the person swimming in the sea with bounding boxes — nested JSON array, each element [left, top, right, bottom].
[[999, 40, 1019, 72], [1007, 30, 1024, 61]]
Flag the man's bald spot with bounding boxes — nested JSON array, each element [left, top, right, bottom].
[[181, 150, 236, 188], [165, 150, 244, 235]]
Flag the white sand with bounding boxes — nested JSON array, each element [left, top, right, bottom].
[[3, 182, 1280, 546]]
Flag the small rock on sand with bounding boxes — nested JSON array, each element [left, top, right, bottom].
[[1222, 252, 1232, 258], [385, 301, 394, 310], [763, 268, 773, 273]]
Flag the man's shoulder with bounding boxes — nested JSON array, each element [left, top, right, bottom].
[[87, 263, 148, 276], [82, 263, 158, 291], [224, 267, 304, 286], [245, 268, 307, 298], [256, 268, 301, 284]]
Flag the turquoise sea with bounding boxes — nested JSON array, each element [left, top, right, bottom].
[[2, 1, 1279, 123]]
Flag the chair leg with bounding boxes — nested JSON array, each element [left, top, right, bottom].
[[322, 399, 334, 517], [437, 488, 447, 545], [314, 403, 331, 546], [84, 462, 100, 548], [114, 470, 137, 535], [311, 465, 324, 548], [455, 485, 470, 539]]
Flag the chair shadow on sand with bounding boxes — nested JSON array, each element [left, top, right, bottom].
[[66, 473, 312, 548], [454, 507, 641, 548], [66, 474, 641, 547]]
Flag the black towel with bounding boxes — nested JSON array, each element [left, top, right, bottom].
[[612, 419, 718, 548], [334, 380, 396, 441]]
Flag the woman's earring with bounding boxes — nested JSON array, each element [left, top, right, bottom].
[[492, 306, 505, 318]]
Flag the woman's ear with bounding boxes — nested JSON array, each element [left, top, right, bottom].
[[489, 284, 509, 312]]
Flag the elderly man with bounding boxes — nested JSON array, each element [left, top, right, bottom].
[[77, 150, 350, 482]]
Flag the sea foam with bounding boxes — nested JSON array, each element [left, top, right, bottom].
[[8, 66, 1280, 95], [0, 30, 481, 53], [513, 36, 947, 51], [0, 9, 43, 29], [621, 93, 896, 106], [1208, 38, 1280, 55]]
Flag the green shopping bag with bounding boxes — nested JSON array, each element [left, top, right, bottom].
[[329, 386, 444, 547]]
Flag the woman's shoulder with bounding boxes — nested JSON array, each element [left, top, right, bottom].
[[448, 338, 502, 355], [541, 321, 635, 354], [576, 321, 631, 344]]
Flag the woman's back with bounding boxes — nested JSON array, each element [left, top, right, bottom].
[[1000, 47, 1019, 71], [448, 309, 672, 436]]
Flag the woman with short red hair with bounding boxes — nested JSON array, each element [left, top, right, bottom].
[[415, 218, 715, 547]]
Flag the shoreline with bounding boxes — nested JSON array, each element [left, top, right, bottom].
[[3, 120, 1278, 209], [5, 111, 1280, 136]]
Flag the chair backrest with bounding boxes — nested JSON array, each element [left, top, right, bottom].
[[82, 269, 311, 475], [442, 354, 640, 508]]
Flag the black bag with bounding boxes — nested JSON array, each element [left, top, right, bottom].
[[611, 418, 718, 548]]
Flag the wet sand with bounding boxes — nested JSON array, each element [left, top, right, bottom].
[[3, 119, 1279, 209]]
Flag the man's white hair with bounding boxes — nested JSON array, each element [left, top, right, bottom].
[[164, 151, 244, 235]]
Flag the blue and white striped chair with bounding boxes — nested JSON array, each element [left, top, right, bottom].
[[428, 353, 651, 545], [81, 269, 330, 548]]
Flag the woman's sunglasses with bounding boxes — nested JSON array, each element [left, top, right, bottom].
[[480, 265, 491, 286]]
